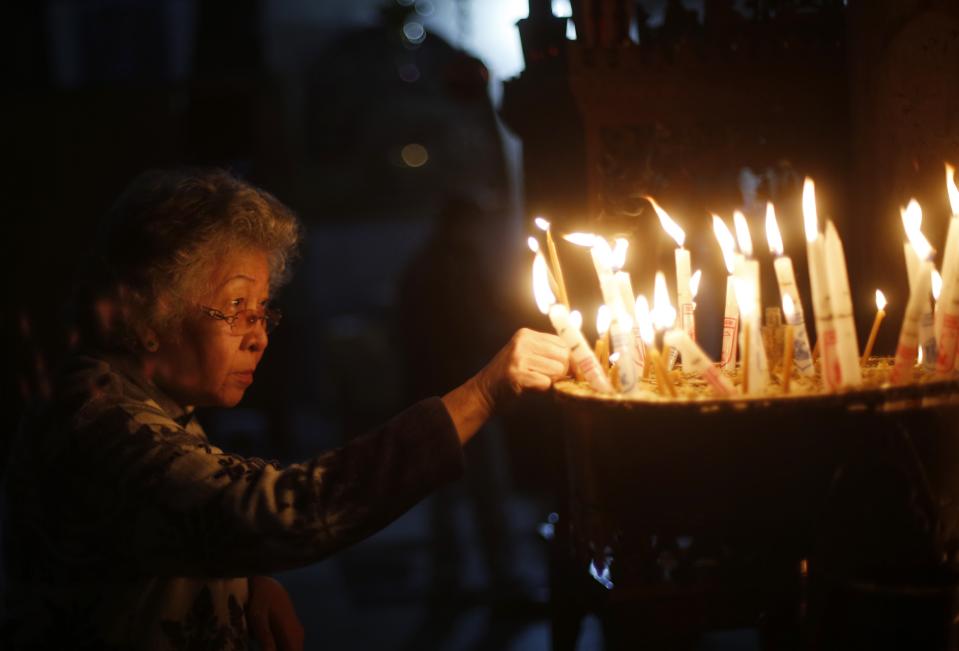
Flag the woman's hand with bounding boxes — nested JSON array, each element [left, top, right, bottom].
[[247, 575, 305, 651], [442, 328, 569, 444]]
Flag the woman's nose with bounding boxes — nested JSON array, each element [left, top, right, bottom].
[[242, 324, 268, 353]]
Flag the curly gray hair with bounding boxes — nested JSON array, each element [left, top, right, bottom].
[[76, 168, 301, 352]]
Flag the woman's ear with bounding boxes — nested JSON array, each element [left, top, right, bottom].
[[137, 326, 160, 353]]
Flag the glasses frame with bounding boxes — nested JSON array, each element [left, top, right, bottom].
[[199, 305, 282, 335]]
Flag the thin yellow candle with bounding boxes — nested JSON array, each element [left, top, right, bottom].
[[782, 294, 796, 394], [535, 217, 569, 307], [861, 290, 887, 366]]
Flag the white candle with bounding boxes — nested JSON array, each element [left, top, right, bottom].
[[901, 200, 937, 369], [647, 196, 696, 342], [891, 260, 933, 385], [589, 237, 636, 392], [803, 178, 840, 390], [733, 210, 769, 392], [823, 220, 862, 385], [765, 202, 814, 376], [937, 171, 959, 374], [713, 215, 740, 370], [532, 254, 613, 393], [664, 329, 735, 397]]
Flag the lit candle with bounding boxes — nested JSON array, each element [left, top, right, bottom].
[[861, 290, 887, 366], [611, 238, 646, 378], [936, 165, 959, 375], [823, 220, 862, 385], [647, 196, 696, 342], [652, 272, 678, 397], [781, 293, 796, 394], [891, 208, 935, 385], [900, 200, 937, 369], [734, 274, 760, 395], [595, 305, 611, 368], [636, 295, 653, 380], [712, 215, 740, 370], [765, 202, 814, 376], [565, 233, 636, 391], [534, 217, 569, 307], [803, 178, 840, 390], [532, 254, 612, 393], [733, 210, 769, 392]]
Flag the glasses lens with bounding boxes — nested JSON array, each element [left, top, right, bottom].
[[228, 308, 281, 335]]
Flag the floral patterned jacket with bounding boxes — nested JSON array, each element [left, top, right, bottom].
[[2, 353, 464, 649]]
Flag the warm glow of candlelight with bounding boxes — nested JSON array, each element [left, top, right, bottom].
[[876, 289, 887, 311], [534, 216, 550, 231], [861, 289, 886, 366], [733, 210, 754, 257], [712, 214, 738, 274], [636, 295, 654, 344], [690, 270, 702, 298], [564, 232, 598, 247], [901, 199, 934, 260], [609, 351, 620, 364], [612, 238, 629, 270], [932, 270, 943, 301], [947, 163, 959, 215], [734, 276, 756, 319], [803, 177, 819, 242], [653, 272, 677, 330], [527, 236, 540, 253], [596, 305, 611, 336], [570, 310, 583, 330], [532, 254, 555, 314], [918, 345, 924, 366], [646, 196, 685, 247], [591, 236, 614, 268], [782, 293, 796, 320], [765, 202, 784, 256]]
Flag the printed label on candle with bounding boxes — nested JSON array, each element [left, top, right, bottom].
[[822, 329, 841, 388], [721, 317, 739, 368], [936, 313, 959, 373], [891, 343, 918, 384], [681, 303, 696, 341]]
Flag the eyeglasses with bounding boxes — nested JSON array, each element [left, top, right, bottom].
[[200, 305, 282, 335]]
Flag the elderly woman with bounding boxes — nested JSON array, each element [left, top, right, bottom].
[[2, 169, 569, 649]]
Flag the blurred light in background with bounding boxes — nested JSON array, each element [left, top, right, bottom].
[[401, 143, 429, 168], [402, 20, 426, 44]]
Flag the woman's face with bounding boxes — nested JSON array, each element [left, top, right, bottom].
[[151, 249, 272, 408]]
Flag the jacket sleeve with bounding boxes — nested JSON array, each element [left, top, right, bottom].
[[72, 396, 464, 577]]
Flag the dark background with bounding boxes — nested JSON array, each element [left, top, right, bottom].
[[4, 1, 959, 649]]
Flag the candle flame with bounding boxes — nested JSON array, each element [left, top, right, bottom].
[[653, 271, 677, 330], [734, 276, 756, 319], [609, 351, 620, 364], [570, 310, 583, 330], [712, 214, 738, 274], [534, 216, 550, 231], [591, 236, 614, 271], [918, 344, 924, 366], [532, 254, 555, 314], [564, 232, 598, 247], [690, 269, 702, 298], [765, 202, 784, 256], [875, 289, 887, 311], [947, 163, 959, 216], [527, 236, 540, 253], [802, 177, 819, 243], [782, 292, 796, 320], [635, 295, 655, 344], [646, 196, 685, 247], [612, 237, 629, 270], [596, 305, 611, 336], [901, 199, 934, 260], [932, 270, 943, 301], [733, 210, 754, 257]]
